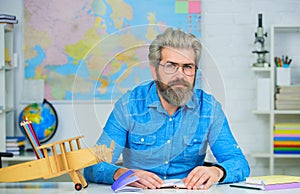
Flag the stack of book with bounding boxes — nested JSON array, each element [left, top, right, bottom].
[[0, 14, 18, 24], [230, 175, 300, 190], [6, 136, 26, 156], [274, 123, 300, 154], [275, 85, 300, 110]]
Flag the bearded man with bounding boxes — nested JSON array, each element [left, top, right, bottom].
[[84, 27, 250, 190]]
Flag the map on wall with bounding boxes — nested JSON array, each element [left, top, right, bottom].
[[24, 0, 201, 101]]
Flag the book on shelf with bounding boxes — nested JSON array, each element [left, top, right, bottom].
[[274, 143, 300, 148], [6, 136, 26, 142], [275, 85, 300, 110], [274, 130, 300, 135], [276, 100, 300, 105], [230, 175, 300, 190], [6, 145, 25, 156], [0, 14, 18, 24], [276, 93, 300, 100], [275, 123, 300, 130], [0, 14, 16, 20], [6, 140, 25, 147], [275, 103, 300, 110], [278, 85, 300, 93], [0, 19, 18, 24], [6, 145, 25, 151], [6, 138, 26, 156], [273, 126, 300, 154], [274, 150, 300, 154]]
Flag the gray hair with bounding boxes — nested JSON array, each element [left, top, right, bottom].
[[148, 27, 202, 68]]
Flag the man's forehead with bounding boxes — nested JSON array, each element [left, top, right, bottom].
[[161, 47, 195, 63]]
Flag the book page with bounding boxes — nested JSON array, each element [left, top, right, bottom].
[[161, 179, 186, 189]]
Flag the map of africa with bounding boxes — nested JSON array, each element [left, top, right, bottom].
[[24, 0, 201, 101]]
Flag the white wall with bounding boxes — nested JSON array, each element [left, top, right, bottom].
[[1, 0, 300, 176], [201, 0, 300, 176]]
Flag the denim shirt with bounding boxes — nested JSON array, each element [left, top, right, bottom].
[[84, 81, 250, 184]]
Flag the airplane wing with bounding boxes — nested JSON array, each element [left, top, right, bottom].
[[0, 142, 114, 182], [0, 158, 48, 182]]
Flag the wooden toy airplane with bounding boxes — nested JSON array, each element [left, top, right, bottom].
[[0, 135, 114, 191]]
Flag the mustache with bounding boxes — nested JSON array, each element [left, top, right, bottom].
[[168, 79, 190, 87]]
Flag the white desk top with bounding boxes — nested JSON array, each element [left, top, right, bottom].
[[0, 182, 300, 194]]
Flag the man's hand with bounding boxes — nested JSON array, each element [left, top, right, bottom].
[[182, 166, 224, 190], [114, 168, 163, 189]]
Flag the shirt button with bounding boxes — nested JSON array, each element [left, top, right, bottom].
[[165, 161, 169, 164], [167, 140, 171, 144], [169, 118, 172, 122], [164, 176, 167, 179], [140, 138, 144, 142]]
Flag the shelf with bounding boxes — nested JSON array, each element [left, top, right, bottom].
[[251, 67, 272, 72], [253, 110, 300, 114], [252, 110, 270, 114], [273, 25, 300, 32], [2, 151, 36, 162], [252, 153, 300, 159], [274, 154, 300, 159], [0, 65, 14, 70], [252, 25, 300, 175], [0, 23, 15, 153], [274, 110, 300, 114], [252, 153, 271, 158]]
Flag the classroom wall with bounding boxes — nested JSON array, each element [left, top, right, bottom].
[[1, 0, 300, 176]]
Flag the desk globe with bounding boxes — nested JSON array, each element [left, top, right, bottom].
[[19, 99, 58, 143]]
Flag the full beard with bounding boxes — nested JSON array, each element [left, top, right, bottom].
[[155, 77, 194, 107]]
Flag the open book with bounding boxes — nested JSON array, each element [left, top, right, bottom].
[[161, 179, 186, 189], [112, 173, 187, 193]]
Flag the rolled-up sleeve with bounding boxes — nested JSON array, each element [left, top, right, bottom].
[[207, 102, 250, 183]]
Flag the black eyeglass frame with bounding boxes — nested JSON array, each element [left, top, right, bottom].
[[159, 62, 198, 77]]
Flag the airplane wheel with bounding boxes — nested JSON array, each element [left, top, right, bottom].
[[75, 183, 82, 191]]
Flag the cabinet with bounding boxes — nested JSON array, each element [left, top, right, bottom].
[[0, 23, 15, 152], [252, 25, 300, 175]]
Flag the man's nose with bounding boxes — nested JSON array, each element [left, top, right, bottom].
[[174, 66, 186, 78]]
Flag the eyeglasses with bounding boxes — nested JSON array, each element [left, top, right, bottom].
[[159, 62, 197, 76]]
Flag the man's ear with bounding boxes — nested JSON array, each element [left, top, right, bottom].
[[150, 65, 157, 80]]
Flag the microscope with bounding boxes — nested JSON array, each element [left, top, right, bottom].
[[252, 13, 269, 67]]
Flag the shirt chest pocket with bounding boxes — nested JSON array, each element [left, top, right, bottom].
[[183, 136, 207, 160], [129, 134, 157, 152]]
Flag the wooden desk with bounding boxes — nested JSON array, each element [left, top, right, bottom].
[[0, 182, 300, 194]]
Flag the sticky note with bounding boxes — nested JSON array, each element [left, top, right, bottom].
[[188, 1, 201, 14], [175, 1, 188, 14]]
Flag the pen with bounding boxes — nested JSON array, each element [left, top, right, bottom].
[[278, 58, 282, 67], [285, 55, 288, 64]]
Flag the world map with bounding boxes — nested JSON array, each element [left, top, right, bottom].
[[24, 0, 201, 101]]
